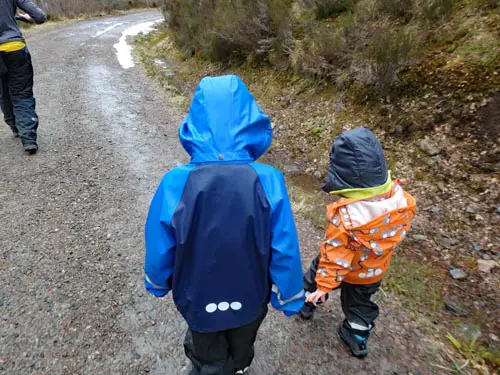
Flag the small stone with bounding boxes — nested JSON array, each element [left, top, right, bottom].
[[496, 206, 500, 214], [394, 125, 404, 135], [431, 155, 442, 164], [313, 171, 322, 180], [475, 214, 485, 221], [438, 237, 459, 248], [412, 234, 427, 241], [444, 301, 469, 317], [430, 206, 441, 213], [481, 253, 491, 260], [472, 244, 483, 252], [418, 138, 443, 156], [477, 259, 497, 273], [449, 268, 467, 280], [107, 233, 112, 240], [283, 165, 301, 174], [466, 206, 475, 213]]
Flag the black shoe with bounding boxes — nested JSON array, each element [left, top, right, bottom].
[[299, 302, 316, 320], [24, 143, 38, 155], [338, 320, 369, 358]]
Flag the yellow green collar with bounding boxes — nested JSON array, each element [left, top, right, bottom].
[[330, 171, 393, 199]]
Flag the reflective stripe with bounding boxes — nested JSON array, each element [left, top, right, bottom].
[[144, 274, 167, 290], [272, 285, 305, 306], [0, 41, 26, 52], [348, 321, 371, 330]]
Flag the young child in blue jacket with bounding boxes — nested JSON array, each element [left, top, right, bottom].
[[144, 75, 305, 375]]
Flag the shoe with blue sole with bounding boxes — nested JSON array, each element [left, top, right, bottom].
[[338, 320, 369, 358]]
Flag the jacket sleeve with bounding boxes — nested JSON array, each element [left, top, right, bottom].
[[315, 218, 353, 293], [16, 0, 47, 24], [144, 166, 193, 297], [268, 173, 305, 316]]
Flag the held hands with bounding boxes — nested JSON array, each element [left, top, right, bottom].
[[305, 290, 327, 306]]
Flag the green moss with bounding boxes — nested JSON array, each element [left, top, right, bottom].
[[455, 32, 500, 69], [285, 175, 326, 230], [385, 256, 444, 314]]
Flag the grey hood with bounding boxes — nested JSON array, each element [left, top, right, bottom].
[[322, 127, 388, 193]]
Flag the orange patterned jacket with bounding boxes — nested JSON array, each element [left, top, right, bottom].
[[315, 183, 417, 293]]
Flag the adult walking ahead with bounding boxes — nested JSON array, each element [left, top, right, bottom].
[[0, 0, 46, 154]]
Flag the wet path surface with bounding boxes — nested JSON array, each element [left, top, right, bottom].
[[0, 11, 441, 375]]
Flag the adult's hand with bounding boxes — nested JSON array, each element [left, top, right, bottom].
[[16, 13, 35, 24]]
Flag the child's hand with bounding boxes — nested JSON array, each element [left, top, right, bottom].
[[306, 290, 327, 306]]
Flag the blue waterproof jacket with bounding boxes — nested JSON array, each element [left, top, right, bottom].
[[144, 75, 304, 333]]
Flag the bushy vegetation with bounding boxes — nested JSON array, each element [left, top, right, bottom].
[[162, 0, 293, 63], [36, 0, 157, 19], [161, 0, 462, 95]]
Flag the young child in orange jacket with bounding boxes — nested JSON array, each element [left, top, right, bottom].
[[301, 127, 417, 358]]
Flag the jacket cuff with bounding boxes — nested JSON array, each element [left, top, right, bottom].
[[144, 274, 170, 297], [317, 281, 339, 294]]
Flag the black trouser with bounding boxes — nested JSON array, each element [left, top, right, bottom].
[[304, 256, 380, 329], [0, 47, 39, 146], [184, 311, 267, 375]]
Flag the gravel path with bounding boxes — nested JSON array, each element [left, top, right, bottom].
[[0, 11, 445, 375]]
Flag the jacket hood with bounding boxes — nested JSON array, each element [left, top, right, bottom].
[[179, 75, 273, 163], [322, 127, 388, 193]]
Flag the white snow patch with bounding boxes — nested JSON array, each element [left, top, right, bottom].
[[95, 23, 124, 38], [114, 19, 162, 69]]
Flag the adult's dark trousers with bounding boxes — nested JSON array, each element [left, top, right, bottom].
[[304, 255, 381, 329], [184, 310, 267, 375], [0, 47, 39, 146]]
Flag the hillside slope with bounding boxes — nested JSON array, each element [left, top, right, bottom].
[[136, 0, 499, 372]]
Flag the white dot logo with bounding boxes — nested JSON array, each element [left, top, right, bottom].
[[231, 302, 242, 311], [205, 303, 217, 313], [375, 269, 383, 276], [359, 273, 366, 278], [218, 302, 230, 311], [206, 301, 244, 313]]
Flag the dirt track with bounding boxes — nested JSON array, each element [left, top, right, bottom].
[[0, 11, 446, 375]]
